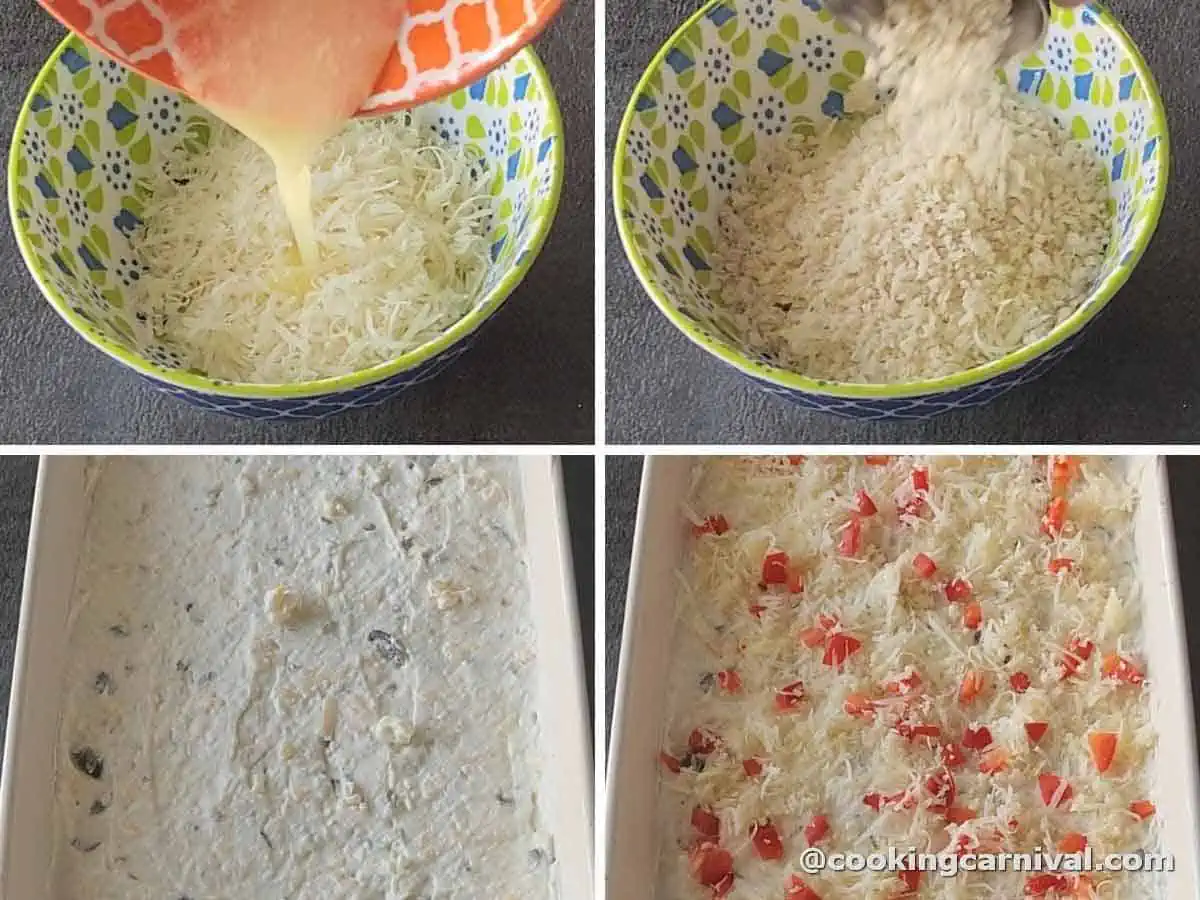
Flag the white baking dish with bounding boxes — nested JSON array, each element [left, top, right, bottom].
[[0, 455, 593, 900], [606, 455, 1200, 899]]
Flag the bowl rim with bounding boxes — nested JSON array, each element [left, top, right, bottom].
[[8, 34, 565, 399], [613, 0, 1170, 400]]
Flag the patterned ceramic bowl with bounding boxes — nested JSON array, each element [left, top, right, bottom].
[[9, 36, 563, 420], [614, 1, 1167, 420]]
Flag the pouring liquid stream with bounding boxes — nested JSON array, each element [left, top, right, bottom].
[[168, 1, 409, 272]]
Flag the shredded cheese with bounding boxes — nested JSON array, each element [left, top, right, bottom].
[[656, 456, 1160, 899], [132, 116, 494, 384]]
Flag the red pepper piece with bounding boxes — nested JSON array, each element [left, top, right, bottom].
[[750, 820, 784, 860], [804, 814, 829, 847], [762, 551, 790, 585], [856, 489, 878, 517]]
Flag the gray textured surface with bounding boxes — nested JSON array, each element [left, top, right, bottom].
[[604, 456, 1200, 755], [606, 0, 1200, 444], [0, 0, 593, 444], [0, 455, 593, 763]]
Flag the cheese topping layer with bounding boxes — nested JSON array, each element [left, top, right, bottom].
[[656, 456, 1160, 900]]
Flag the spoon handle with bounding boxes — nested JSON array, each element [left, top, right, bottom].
[[824, 0, 1050, 66]]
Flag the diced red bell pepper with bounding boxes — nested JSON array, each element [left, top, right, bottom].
[[944, 578, 973, 602], [1129, 800, 1156, 820], [1101, 652, 1145, 685], [693, 514, 731, 537], [692, 805, 721, 839], [750, 820, 784, 860], [799, 626, 827, 648], [742, 757, 763, 778], [844, 693, 877, 720], [925, 768, 957, 810], [1010, 671, 1032, 693], [941, 742, 966, 769], [774, 680, 806, 712], [1050, 455, 1080, 498], [785, 875, 823, 900], [786, 568, 805, 594], [898, 497, 929, 522], [945, 806, 976, 824], [1025, 721, 1049, 744], [818, 613, 840, 630], [912, 468, 930, 493], [897, 868, 921, 897], [1038, 772, 1074, 808], [863, 792, 882, 811], [1042, 497, 1068, 536], [688, 842, 734, 889], [1025, 873, 1071, 896], [883, 669, 922, 696], [865, 455, 891, 466], [895, 721, 941, 742], [856, 489, 878, 517], [959, 671, 985, 705], [762, 551, 790, 585], [1057, 832, 1087, 854], [717, 670, 742, 694], [962, 725, 993, 750], [689, 728, 718, 755], [659, 751, 681, 774], [963, 601, 983, 630], [804, 814, 830, 847], [881, 790, 916, 810], [1048, 557, 1074, 574], [839, 515, 863, 558], [979, 747, 1010, 774], [913, 553, 937, 579], [823, 632, 862, 670], [788, 456, 806, 465], [1060, 636, 1095, 679], [1088, 731, 1117, 773]]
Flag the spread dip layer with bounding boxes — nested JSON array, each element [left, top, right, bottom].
[[53, 456, 555, 900]]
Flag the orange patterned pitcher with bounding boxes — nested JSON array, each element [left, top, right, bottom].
[[37, 0, 564, 118]]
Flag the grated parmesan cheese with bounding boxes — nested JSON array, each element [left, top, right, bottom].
[[132, 116, 494, 384], [712, 0, 1109, 384], [656, 456, 1160, 899]]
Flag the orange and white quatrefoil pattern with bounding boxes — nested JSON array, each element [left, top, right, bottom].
[[39, 0, 564, 114]]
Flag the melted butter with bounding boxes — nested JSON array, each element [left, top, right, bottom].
[[207, 103, 331, 268], [167, 1, 410, 270]]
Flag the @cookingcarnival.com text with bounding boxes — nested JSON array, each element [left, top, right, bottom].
[[797, 846, 1174, 877]]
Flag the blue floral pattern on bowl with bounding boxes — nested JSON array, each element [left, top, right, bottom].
[[8, 37, 563, 421], [614, 1, 1168, 420]]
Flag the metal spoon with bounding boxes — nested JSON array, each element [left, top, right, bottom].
[[825, 0, 1050, 65]]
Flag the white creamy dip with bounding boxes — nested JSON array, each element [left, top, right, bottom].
[[52, 456, 555, 900]]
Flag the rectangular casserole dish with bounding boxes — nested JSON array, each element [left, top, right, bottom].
[[0, 455, 593, 900], [606, 455, 1200, 899]]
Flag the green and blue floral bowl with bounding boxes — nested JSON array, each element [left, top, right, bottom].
[[614, 1, 1167, 420], [8, 36, 563, 420]]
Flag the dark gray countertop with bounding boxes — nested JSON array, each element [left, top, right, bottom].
[[0, 0, 593, 444], [605, 0, 1200, 444], [0, 454, 594, 760], [604, 455, 1200, 758]]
